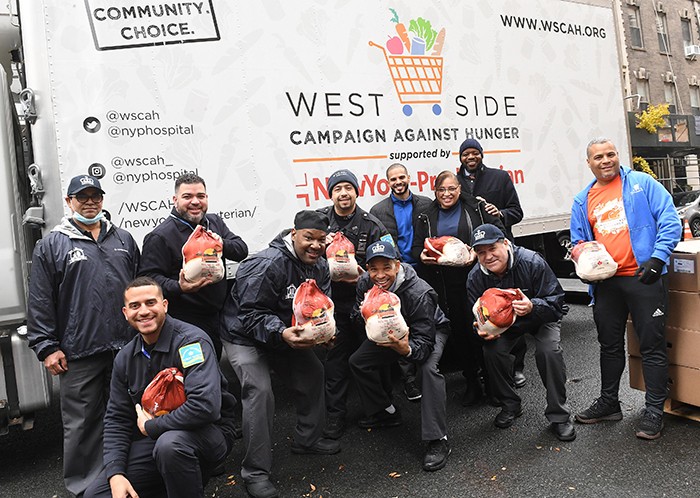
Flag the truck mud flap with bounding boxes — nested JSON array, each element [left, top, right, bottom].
[[0, 328, 53, 434]]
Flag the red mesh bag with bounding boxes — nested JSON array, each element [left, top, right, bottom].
[[472, 288, 524, 336], [182, 225, 225, 283], [360, 286, 409, 343], [424, 236, 473, 266], [326, 232, 359, 281], [291, 279, 336, 344], [141, 367, 186, 417]]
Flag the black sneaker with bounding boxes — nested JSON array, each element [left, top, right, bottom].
[[635, 408, 663, 440], [323, 415, 346, 439], [404, 380, 422, 402], [423, 439, 451, 471], [358, 409, 402, 429], [575, 398, 623, 424]]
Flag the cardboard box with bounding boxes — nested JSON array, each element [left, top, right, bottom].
[[627, 322, 700, 369], [667, 291, 700, 331], [629, 356, 700, 407], [668, 240, 700, 292]]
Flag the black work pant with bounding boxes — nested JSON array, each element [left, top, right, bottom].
[[84, 425, 228, 498], [483, 321, 570, 423], [593, 275, 668, 413], [324, 311, 365, 418], [350, 328, 449, 440]]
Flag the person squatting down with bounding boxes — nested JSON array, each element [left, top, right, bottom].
[[370, 163, 433, 402], [466, 224, 576, 442], [349, 240, 452, 471], [84, 277, 237, 498]]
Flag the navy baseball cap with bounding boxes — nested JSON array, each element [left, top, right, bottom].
[[471, 224, 505, 247], [365, 240, 398, 262], [67, 175, 104, 195]]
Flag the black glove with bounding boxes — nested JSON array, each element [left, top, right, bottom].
[[634, 257, 664, 285]]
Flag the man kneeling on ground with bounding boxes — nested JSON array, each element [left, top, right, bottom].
[[349, 240, 451, 471], [85, 277, 237, 498], [466, 224, 576, 442]]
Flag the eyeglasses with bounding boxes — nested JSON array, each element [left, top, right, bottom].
[[72, 192, 103, 203], [436, 186, 459, 194]]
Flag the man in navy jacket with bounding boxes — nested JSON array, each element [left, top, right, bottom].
[[467, 224, 575, 442], [84, 277, 236, 498], [139, 173, 248, 358], [349, 241, 451, 471], [221, 210, 340, 498], [27, 175, 140, 497]]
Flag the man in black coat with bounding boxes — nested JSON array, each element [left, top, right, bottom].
[[457, 138, 527, 389], [317, 169, 391, 439], [349, 241, 451, 471], [27, 175, 140, 497], [220, 210, 340, 498], [370, 163, 432, 402], [466, 224, 575, 442], [139, 173, 248, 358]]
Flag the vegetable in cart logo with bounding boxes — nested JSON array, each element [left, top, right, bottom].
[[370, 8, 446, 117]]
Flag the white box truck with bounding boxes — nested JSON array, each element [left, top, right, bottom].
[[1, 0, 629, 430]]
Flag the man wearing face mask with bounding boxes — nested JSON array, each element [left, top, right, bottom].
[[139, 173, 248, 359], [27, 175, 140, 497]]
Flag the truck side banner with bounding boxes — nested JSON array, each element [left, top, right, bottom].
[[22, 0, 628, 250]]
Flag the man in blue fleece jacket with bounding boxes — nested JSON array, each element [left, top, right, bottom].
[[570, 138, 681, 440]]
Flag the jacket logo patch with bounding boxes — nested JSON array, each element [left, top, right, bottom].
[[632, 183, 642, 193], [285, 285, 297, 300], [380, 234, 395, 246], [68, 248, 87, 264], [179, 342, 204, 368]]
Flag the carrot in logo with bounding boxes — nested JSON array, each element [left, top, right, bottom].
[[369, 8, 446, 116]]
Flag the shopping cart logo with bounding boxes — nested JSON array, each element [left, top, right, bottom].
[[370, 9, 446, 117]]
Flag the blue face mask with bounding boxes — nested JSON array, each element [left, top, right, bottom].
[[73, 211, 104, 225]]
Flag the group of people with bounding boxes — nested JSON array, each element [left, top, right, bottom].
[[26, 137, 682, 498]]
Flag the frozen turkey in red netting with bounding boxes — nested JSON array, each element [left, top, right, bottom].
[[570, 241, 618, 281], [326, 232, 359, 281], [291, 279, 336, 344], [472, 287, 524, 336], [182, 225, 225, 283], [360, 285, 409, 343], [424, 236, 473, 266], [142, 367, 186, 417]]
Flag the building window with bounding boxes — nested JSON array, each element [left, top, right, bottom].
[[691, 86, 700, 115], [657, 13, 671, 53], [629, 7, 644, 48], [637, 79, 650, 109], [664, 82, 677, 113], [682, 18, 694, 50]]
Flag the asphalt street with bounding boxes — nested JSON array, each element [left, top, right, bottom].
[[2, 299, 699, 498]]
